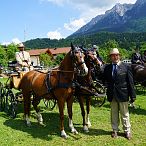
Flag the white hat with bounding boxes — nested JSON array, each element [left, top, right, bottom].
[[93, 45, 99, 51], [18, 43, 24, 48], [110, 48, 119, 55]]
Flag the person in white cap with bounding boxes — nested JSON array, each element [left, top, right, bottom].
[[131, 47, 143, 64], [92, 45, 104, 66], [15, 43, 33, 71], [103, 48, 136, 140]]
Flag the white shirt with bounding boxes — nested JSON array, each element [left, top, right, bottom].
[[15, 51, 31, 66]]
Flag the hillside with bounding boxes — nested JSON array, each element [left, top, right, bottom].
[[24, 32, 146, 50]]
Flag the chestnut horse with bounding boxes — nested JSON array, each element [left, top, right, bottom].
[[74, 48, 103, 132], [18, 44, 88, 138]]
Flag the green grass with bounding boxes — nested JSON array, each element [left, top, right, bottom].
[[0, 78, 146, 146]]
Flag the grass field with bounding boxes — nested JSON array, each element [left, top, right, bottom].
[[0, 78, 146, 146]]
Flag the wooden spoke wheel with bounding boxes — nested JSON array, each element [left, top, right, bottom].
[[43, 98, 57, 110], [5, 89, 17, 118], [91, 81, 106, 107], [0, 82, 6, 111]]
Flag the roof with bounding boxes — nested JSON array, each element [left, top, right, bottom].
[[48, 47, 71, 55], [27, 47, 71, 56], [27, 49, 48, 56]]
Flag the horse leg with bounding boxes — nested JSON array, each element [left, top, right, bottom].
[[23, 91, 31, 126], [78, 96, 89, 132], [57, 98, 67, 138], [32, 97, 43, 125], [67, 96, 78, 134], [85, 96, 91, 127]]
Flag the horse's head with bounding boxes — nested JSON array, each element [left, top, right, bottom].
[[71, 43, 88, 76], [80, 48, 104, 81], [81, 48, 101, 69]]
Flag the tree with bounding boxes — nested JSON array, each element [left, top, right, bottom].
[[54, 53, 66, 65], [6, 44, 18, 61], [0, 46, 8, 66], [39, 53, 54, 67]]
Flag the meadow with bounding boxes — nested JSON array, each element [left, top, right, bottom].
[[0, 77, 146, 146]]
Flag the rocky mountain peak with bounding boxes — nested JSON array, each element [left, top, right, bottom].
[[68, 0, 146, 38], [105, 3, 133, 16]]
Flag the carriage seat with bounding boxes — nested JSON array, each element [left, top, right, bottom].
[[11, 71, 26, 89]]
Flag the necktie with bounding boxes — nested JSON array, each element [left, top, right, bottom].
[[113, 64, 117, 80]]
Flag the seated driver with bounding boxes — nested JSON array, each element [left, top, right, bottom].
[[15, 43, 33, 71]]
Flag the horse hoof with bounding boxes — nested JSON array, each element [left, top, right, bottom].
[[84, 129, 89, 133], [87, 123, 91, 128], [26, 122, 31, 127], [39, 122, 46, 127], [71, 129, 78, 135], [61, 135, 68, 139], [61, 130, 68, 139], [83, 125, 89, 133], [74, 130, 78, 135], [86, 121, 91, 127]]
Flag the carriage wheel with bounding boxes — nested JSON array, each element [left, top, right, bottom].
[[0, 82, 6, 111], [43, 99, 57, 110], [5, 89, 17, 118], [91, 81, 106, 107]]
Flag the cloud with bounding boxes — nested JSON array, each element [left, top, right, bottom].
[[42, 0, 136, 9], [42, 0, 137, 36], [64, 18, 86, 31], [47, 30, 64, 40], [12, 38, 21, 44], [40, 0, 66, 6], [1, 38, 21, 46]]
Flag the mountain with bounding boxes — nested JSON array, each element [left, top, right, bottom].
[[68, 0, 146, 38]]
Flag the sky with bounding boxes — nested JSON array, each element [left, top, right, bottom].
[[0, 0, 137, 45]]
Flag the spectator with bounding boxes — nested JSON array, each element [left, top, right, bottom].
[[103, 48, 136, 140], [92, 45, 104, 66]]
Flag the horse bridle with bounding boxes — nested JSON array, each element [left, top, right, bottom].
[[71, 48, 86, 75]]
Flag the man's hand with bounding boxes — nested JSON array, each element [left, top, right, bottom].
[[22, 62, 29, 67]]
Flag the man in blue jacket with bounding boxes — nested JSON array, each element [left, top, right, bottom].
[[103, 48, 136, 140]]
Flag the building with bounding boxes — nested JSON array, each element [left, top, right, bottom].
[[27, 47, 70, 66]]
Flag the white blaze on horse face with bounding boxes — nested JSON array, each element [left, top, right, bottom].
[[80, 51, 88, 75]]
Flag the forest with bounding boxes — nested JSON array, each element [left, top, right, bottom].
[[1, 32, 146, 67]]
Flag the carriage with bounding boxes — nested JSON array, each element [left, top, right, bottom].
[[0, 61, 58, 118]]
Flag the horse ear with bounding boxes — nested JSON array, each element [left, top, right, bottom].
[[71, 42, 74, 51]]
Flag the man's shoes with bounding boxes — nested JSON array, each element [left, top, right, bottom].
[[111, 131, 118, 138], [125, 132, 132, 140]]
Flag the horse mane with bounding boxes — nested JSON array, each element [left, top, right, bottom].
[[59, 51, 73, 71]]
